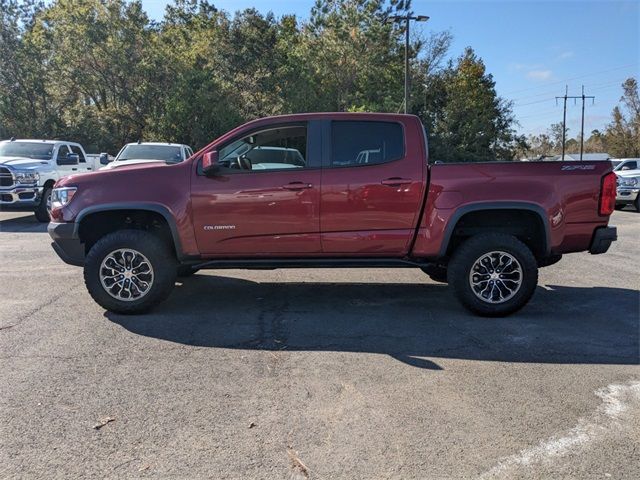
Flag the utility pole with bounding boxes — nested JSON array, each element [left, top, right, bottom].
[[555, 86, 568, 161], [579, 85, 595, 161], [388, 13, 429, 114], [555, 85, 595, 161]]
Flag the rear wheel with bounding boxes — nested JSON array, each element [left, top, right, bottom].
[[34, 186, 52, 223], [635, 196, 640, 212], [447, 233, 538, 317], [84, 230, 176, 314]]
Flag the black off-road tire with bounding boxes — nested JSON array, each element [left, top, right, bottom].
[[447, 233, 538, 317], [34, 187, 52, 223], [635, 196, 640, 212], [420, 265, 448, 283], [84, 229, 177, 314], [177, 265, 199, 277]]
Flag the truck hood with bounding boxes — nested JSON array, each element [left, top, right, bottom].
[[99, 159, 167, 170], [615, 169, 640, 178], [0, 156, 49, 170]]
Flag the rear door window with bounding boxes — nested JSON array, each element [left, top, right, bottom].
[[331, 121, 404, 167]]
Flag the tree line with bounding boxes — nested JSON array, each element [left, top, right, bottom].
[[4, 0, 634, 162], [0, 0, 527, 161]]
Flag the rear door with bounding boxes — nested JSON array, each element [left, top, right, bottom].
[[191, 121, 322, 255], [320, 119, 425, 255]]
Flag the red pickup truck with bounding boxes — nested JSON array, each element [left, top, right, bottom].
[[48, 113, 617, 316]]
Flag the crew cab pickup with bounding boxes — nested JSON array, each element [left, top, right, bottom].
[[0, 139, 101, 222], [47, 113, 617, 316]]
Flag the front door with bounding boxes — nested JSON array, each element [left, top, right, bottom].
[[70, 145, 93, 173], [191, 122, 322, 256], [320, 120, 425, 255], [54, 144, 79, 177]]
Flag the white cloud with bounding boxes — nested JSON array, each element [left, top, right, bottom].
[[527, 70, 553, 81], [509, 62, 542, 71], [557, 51, 574, 60]]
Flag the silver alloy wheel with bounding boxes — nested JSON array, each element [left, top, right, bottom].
[[99, 248, 154, 302], [469, 251, 522, 304]]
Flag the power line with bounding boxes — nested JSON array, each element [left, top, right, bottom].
[[510, 78, 630, 103], [514, 84, 622, 108], [514, 97, 556, 107], [517, 109, 560, 120], [503, 64, 637, 95]]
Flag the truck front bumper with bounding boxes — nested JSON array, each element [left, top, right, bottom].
[[616, 187, 639, 204], [0, 185, 43, 208], [48, 222, 85, 267], [589, 226, 617, 255]]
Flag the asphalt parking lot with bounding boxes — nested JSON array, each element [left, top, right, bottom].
[[0, 209, 638, 479]]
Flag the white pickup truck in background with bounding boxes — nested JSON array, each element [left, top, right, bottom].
[[0, 139, 109, 222], [99, 142, 193, 170]]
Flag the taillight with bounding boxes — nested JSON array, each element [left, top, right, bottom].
[[599, 172, 616, 216]]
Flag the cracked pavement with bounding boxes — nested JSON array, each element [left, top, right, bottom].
[[0, 209, 638, 479]]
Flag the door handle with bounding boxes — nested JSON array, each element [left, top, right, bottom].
[[381, 177, 411, 186], [71, 168, 77, 171], [282, 182, 313, 190]]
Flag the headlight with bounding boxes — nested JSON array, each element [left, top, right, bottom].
[[619, 177, 638, 187], [50, 187, 77, 209], [14, 170, 39, 184]]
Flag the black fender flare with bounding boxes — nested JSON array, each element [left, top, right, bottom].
[[438, 201, 551, 258], [74, 202, 185, 260]]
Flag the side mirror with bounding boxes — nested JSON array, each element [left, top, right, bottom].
[[99, 153, 110, 165], [202, 150, 220, 176], [58, 153, 79, 166]]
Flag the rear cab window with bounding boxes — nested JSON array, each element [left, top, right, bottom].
[[331, 121, 404, 167]]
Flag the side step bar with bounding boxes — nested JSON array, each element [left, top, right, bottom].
[[193, 257, 434, 270]]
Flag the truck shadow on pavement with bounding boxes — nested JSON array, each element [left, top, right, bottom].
[[107, 275, 640, 370], [0, 214, 47, 233]]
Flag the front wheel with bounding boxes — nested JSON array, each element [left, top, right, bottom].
[[447, 233, 538, 317], [34, 186, 52, 223], [84, 230, 177, 314]]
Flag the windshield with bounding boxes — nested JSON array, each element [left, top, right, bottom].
[[0, 142, 54, 160], [117, 145, 183, 163], [614, 160, 638, 171]]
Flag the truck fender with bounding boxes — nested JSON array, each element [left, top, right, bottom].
[[438, 201, 552, 257], [74, 202, 185, 260]]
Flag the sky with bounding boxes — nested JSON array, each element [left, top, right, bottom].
[[140, 0, 640, 139]]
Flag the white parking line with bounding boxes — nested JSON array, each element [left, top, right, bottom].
[[480, 381, 640, 479]]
